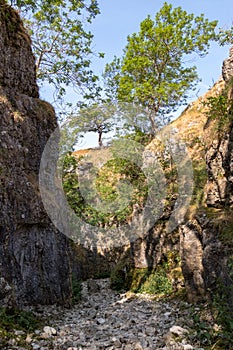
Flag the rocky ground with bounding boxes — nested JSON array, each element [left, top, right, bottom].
[[2, 279, 215, 350]]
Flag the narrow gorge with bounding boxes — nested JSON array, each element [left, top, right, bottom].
[[0, 2, 232, 350]]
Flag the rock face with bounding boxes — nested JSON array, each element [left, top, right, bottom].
[[179, 222, 206, 302], [180, 122, 233, 305], [0, 2, 71, 306], [0, 0, 38, 98], [130, 222, 180, 270], [205, 134, 232, 207], [114, 48, 233, 308], [222, 46, 233, 83], [180, 47, 233, 306], [202, 135, 233, 309]]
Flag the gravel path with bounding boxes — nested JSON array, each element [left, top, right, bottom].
[[30, 279, 208, 350], [6, 279, 208, 350]]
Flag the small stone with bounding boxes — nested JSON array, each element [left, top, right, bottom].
[[112, 337, 121, 347], [40, 332, 50, 339], [59, 330, 67, 336], [87, 279, 100, 293], [8, 339, 16, 345], [14, 330, 25, 335], [134, 342, 143, 350], [43, 326, 57, 336], [124, 345, 134, 350], [169, 325, 189, 336], [14, 278, 211, 350], [26, 334, 33, 343], [145, 327, 154, 336], [96, 318, 105, 325]]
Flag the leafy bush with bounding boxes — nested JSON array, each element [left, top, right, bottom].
[[137, 270, 173, 295], [204, 78, 233, 135], [190, 309, 213, 347], [110, 270, 126, 291], [62, 153, 148, 228], [210, 257, 233, 348], [0, 307, 39, 331]]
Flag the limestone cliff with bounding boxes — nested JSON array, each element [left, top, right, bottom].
[[179, 49, 233, 307], [110, 48, 233, 309], [0, 1, 72, 306]]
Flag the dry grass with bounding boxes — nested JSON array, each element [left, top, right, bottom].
[[170, 78, 225, 158]]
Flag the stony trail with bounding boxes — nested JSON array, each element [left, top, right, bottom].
[[17, 279, 208, 350]]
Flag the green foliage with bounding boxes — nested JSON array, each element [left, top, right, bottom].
[[94, 271, 111, 279], [69, 102, 116, 147], [104, 2, 217, 134], [110, 269, 126, 291], [189, 295, 233, 349], [71, 275, 82, 304], [124, 267, 174, 296], [62, 153, 84, 211], [217, 25, 233, 46], [110, 251, 131, 291], [103, 56, 122, 101], [191, 160, 208, 207], [138, 270, 173, 295], [111, 250, 182, 296], [190, 309, 213, 347], [129, 252, 181, 296], [62, 152, 148, 228], [123, 129, 153, 146], [204, 84, 233, 135], [210, 256, 233, 348], [0, 307, 39, 331], [9, 0, 100, 101], [96, 157, 148, 206]]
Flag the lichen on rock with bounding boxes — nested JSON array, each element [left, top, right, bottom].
[[0, 1, 72, 306]]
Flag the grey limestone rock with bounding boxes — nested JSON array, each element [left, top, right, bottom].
[[0, 1, 71, 306]]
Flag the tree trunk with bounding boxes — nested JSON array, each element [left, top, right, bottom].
[[98, 130, 103, 147], [148, 113, 157, 135]]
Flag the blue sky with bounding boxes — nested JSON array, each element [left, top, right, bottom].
[[42, 1, 233, 149], [90, 0, 232, 89]]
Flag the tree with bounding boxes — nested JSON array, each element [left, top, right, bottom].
[[104, 2, 217, 135], [9, 0, 100, 101], [69, 102, 116, 147], [217, 25, 233, 46]]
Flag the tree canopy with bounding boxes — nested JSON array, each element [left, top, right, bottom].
[[70, 103, 116, 147], [218, 25, 233, 46], [104, 2, 218, 135], [9, 0, 100, 101]]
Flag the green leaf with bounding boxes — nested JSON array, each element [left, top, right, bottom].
[[104, 2, 217, 134], [9, 0, 100, 102]]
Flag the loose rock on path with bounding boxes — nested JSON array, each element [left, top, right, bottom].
[[7, 279, 208, 350]]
